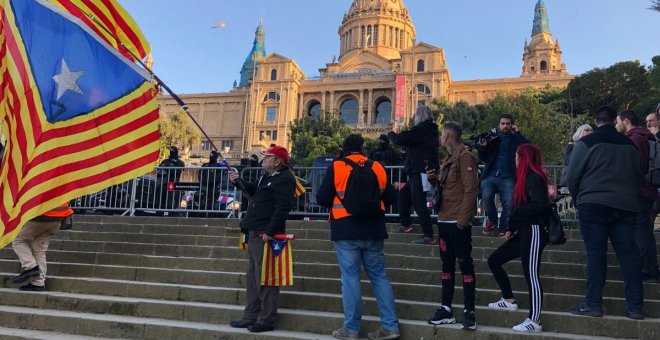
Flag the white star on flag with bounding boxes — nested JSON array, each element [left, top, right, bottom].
[[52, 59, 84, 100]]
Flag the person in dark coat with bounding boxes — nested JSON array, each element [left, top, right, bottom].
[[228, 145, 295, 333], [156, 146, 185, 212], [476, 114, 530, 236], [388, 106, 439, 244]]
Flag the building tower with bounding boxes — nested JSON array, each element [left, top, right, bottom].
[[338, 0, 416, 62], [239, 21, 266, 87], [521, 0, 567, 77]]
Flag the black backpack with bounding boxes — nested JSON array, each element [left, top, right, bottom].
[[547, 202, 566, 245], [338, 158, 382, 217]]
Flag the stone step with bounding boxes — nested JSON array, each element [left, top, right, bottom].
[[0, 304, 336, 340], [0, 289, 648, 339], [0, 326, 113, 340], [1, 252, 658, 301], [24, 240, 632, 280], [2, 257, 658, 319], [54, 230, 660, 265], [72, 215, 660, 243]]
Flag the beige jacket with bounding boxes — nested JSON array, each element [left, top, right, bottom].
[[436, 144, 479, 227]]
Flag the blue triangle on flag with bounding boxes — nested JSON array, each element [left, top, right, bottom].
[[269, 240, 287, 257]]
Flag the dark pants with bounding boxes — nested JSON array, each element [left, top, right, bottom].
[[577, 204, 643, 314], [438, 222, 475, 311], [244, 231, 280, 327], [488, 225, 548, 323], [399, 174, 433, 237], [636, 199, 660, 279]]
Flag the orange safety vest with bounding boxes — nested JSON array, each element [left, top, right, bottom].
[[42, 203, 74, 218], [331, 154, 387, 220]]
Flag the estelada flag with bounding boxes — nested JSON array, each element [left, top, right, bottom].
[[0, 0, 159, 248], [260, 240, 293, 286]]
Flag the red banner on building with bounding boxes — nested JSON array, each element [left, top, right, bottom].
[[395, 75, 406, 120]]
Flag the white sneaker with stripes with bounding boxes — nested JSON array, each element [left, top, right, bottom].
[[512, 318, 542, 333], [487, 298, 519, 311]]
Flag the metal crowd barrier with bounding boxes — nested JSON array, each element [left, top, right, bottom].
[[71, 165, 576, 223]]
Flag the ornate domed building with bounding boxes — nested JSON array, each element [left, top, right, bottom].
[[158, 0, 572, 161]]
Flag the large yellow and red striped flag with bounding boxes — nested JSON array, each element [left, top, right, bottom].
[[260, 240, 293, 286], [0, 0, 160, 248], [48, 0, 150, 62]]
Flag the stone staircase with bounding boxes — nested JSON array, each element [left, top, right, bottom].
[[0, 215, 657, 339]]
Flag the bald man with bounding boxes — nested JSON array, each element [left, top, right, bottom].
[[645, 113, 659, 135]]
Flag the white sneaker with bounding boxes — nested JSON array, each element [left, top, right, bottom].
[[487, 298, 519, 311], [512, 318, 542, 333]]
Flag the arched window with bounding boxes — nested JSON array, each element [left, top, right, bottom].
[[307, 101, 322, 117], [415, 84, 431, 95], [270, 69, 277, 81], [263, 92, 280, 102], [374, 98, 392, 125], [367, 25, 372, 46], [361, 25, 366, 47], [339, 98, 359, 125], [417, 59, 425, 72], [540, 60, 547, 71]]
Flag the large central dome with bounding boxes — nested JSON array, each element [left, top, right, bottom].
[[347, 0, 407, 16], [338, 0, 415, 61]]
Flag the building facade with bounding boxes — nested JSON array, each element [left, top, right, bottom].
[[158, 0, 571, 162]]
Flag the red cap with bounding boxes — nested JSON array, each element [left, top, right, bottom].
[[261, 145, 289, 164]]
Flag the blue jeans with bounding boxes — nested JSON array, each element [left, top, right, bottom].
[[334, 240, 399, 334], [480, 176, 515, 230], [577, 204, 643, 313]]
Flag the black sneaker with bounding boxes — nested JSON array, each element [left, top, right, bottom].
[[19, 283, 45, 292], [462, 309, 477, 331], [427, 307, 455, 325], [570, 304, 603, 317], [247, 323, 274, 333], [12, 266, 40, 284], [412, 236, 437, 245], [229, 318, 257, 328], [396, 225, 413, 233], [624, 310, 643, 320]]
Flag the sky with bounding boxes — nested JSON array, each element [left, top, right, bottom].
[[119, 0, 659, 94]]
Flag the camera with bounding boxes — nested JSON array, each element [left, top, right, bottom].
[[470, 128, 499, 148]]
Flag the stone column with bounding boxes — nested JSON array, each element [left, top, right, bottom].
[[329, 91, 335, 115], [367, 89, 373, 125], [358, 90, 364, 125], [321, 92, 326, 113], [298, 92, 304, 118]]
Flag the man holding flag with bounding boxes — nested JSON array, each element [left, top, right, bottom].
[[0, 0, 160, 247], [228, 145, 296, 333]]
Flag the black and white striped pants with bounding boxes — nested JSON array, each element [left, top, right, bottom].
[[488, 225, 548, 323]]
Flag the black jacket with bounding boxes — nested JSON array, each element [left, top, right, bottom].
[[388, 120, 439, 174], [564, 124, 641, 212], [476, 131, 529, 180], [238, 169, 295, 235], [316, 158, 396, 241], [508, 171, 549, 232]]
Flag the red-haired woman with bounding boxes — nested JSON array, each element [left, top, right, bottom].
[[486, 144, 550, 333]]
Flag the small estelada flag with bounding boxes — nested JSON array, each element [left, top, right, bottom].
[[238, 231, 249, 251], [260, 240, 293, 286]]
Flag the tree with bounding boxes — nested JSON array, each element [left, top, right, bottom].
[[158, 109, 201, 162], [567, 61, 652, 115], [476, 89, 575, 164], [431, 98, 487, 136], [289, 111, 353, 166], [651, 0, 660, 11]]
